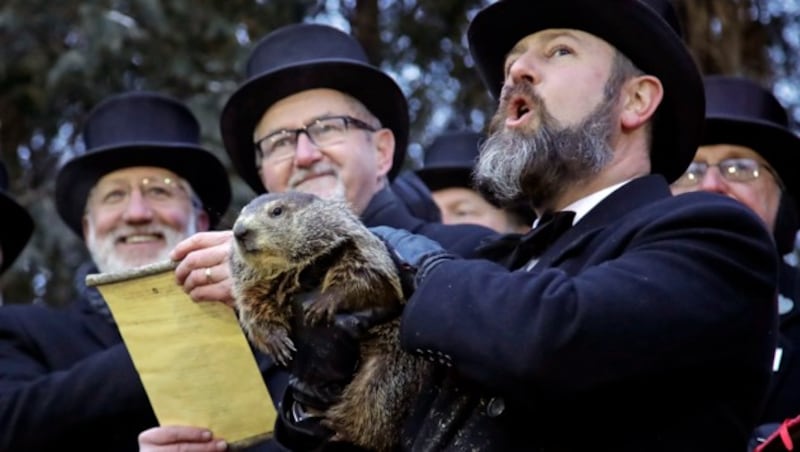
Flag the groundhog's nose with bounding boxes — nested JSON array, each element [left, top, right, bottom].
[[232, 222, 253, 248]]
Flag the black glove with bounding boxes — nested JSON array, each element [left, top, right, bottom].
[[369, 226, 456, 295], [278, 289, 403, 445], [289, 318, 360, 411]]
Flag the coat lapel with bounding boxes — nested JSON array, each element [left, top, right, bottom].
[[476, 175, 672, 270], [535, 175, 672, 269]]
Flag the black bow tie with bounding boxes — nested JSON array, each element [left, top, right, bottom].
[[508, 210, 576, 269]]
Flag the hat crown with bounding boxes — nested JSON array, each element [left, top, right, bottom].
[[246, 24, 370, 80], [640, 0, 683, 37], [704, 76, 789, 128], [424, 131, 484, 169], [83, 92, 201, 151]]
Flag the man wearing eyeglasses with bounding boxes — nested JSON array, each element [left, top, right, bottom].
[[0, 91, 232, 452], [671, 75, 800, 442], [168, 23, 494, 309]]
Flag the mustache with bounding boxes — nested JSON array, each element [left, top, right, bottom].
[[499, 81, 542, 106], [288, 162, 338, 188], [489, 82, 546, 135], [108, 226, 167, 241]]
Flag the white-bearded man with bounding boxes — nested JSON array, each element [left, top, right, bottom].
[[0, 91, 231, 452]]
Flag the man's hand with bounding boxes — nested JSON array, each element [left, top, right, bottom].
[[278, 289, 403, 444], [171, 231, 235, 307], [138, 426, 227, 451], [369, 226, 455, 294], [287, 290, 400, 409]]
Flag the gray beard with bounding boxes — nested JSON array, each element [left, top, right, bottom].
[[474, 89, 617, 211]]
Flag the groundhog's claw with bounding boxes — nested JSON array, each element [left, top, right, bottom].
[[302, 291, 340, 325], [257, 326, 295, 366]]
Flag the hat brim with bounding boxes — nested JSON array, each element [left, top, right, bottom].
[[467, 0, 704, 183], [220, 60, 409, 194], [0, 193, 33, 273], [703, 117, 800, 205], [55, 144, 231, 236], [416, 166, 536, 223], [416, 166, 475, 194]]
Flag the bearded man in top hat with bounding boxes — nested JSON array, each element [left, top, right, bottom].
[[671, 75, 800, 443], [0, 159, 34, 286], [0, 91, 232, 452], [236, 0, 779, 450], [415, 130, 534, 233]]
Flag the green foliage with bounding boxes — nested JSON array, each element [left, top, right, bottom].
[[0, 0, 323, 304]]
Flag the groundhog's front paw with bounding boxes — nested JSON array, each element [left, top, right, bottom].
[[302, 291, 340, 325], [249, 325, 295, 366]]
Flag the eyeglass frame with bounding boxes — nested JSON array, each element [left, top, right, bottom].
[[672, 157, 785, 190], [253, 115, 379, 167], [85, 174, 202, 214]]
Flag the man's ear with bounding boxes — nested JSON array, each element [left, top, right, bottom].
[[374, 128, 396, 178], [196, 209, 210, 232], [620, 75, 664, 130], [81, 214, 90, 240]]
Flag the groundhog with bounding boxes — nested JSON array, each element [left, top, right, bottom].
[[230, 191, 430, 451]]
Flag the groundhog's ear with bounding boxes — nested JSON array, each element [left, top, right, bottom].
[[374, 128, 395, 178]]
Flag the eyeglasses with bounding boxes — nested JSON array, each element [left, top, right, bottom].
[[254, 115, 378, 166], [672, 158, 784, 189], [87, 176, 196, 211]]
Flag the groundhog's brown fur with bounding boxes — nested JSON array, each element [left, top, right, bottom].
[[230, 191, 430, 451]]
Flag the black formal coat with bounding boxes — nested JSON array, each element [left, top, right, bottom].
[[0, 294, 154, 452], [397, 175, 779, 451], [0, 287, 287, 452], [363, 186, 496, 258], [759, 261, 800, 423]]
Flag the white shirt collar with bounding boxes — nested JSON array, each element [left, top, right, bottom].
[[533, 179, 633, 228]]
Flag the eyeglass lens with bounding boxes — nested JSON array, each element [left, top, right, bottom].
[[255, 116, 375, 165], [675, 158, 764, 186], [90, 177, 189, 208]]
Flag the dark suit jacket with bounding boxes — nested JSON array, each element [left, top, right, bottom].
[[363, 186, 496, 258], [760, 261, 800, 423], [0, 296, 153, 452], [399, 175, 779, 451]]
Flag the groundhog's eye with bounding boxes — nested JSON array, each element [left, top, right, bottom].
[[269, 206, 283, 217]]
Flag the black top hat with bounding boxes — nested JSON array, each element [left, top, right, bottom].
[[0, 161, 34, 274], [702, 75, 800, 203], [416, 131, 484, 192], [55, 91, 232, 236], [467, 0, 704, 183], [220, 23, 410, 194]]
